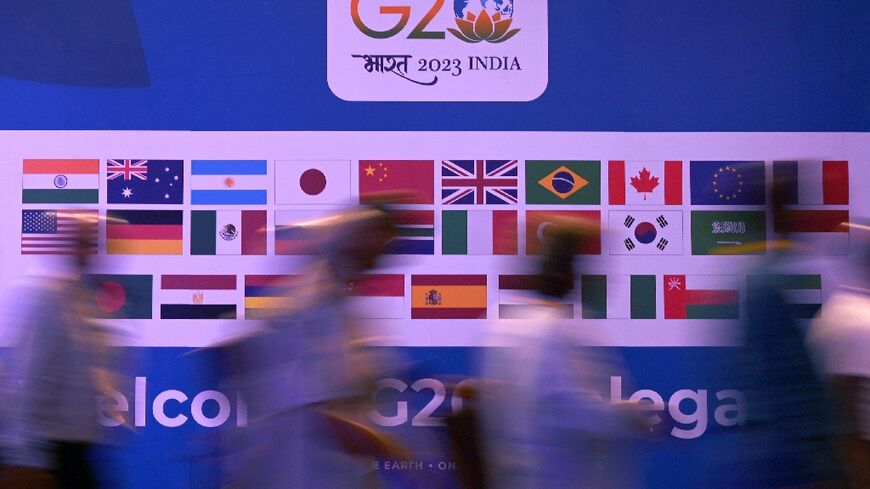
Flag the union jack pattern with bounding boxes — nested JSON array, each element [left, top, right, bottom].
[[441, 160, 518, 205], [107, 159, 149, 181]]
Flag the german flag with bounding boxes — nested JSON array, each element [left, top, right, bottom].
[[411, 275, 487, 319], [107, 210, 183, 254]]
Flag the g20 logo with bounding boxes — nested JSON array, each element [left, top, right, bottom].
[[351, 0, 521, 43]]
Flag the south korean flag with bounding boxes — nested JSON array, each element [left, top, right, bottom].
[[609, 211, 684, 255]]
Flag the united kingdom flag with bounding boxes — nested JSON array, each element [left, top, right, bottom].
[[441, 160, 519, 205]]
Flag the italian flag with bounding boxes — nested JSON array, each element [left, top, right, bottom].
[[663, 275, 738, 319], [22, 159, 99, 203], [442, 210, 517, 255], [580, 275, 656, 319]]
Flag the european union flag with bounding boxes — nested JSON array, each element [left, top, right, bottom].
[[107, 160, 184, 204], [690, 161, 765, 205]]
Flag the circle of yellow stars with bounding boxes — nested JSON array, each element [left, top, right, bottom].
[[363, 162, 389, 182], [712, 165, 742, 200]]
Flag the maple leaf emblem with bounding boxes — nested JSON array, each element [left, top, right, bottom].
[[630, 167, 659, 200]]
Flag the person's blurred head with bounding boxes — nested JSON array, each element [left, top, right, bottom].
[[770, 172, 797, 240], [326, 208, 395, 284], [73, 213, 97, 271], [536, 224, 582, 299]]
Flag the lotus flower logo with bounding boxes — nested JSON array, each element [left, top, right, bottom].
[[448, 9, 520, 43]]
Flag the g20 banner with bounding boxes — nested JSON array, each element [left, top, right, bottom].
[[328, 0, 548, 101]]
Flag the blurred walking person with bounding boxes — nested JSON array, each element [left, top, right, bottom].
[[809, 223, 870, 488], [0, 214, 113, 489], [720, 177, 845, 488], [479, 223, 641, 489], [221, 207, 404, 489]]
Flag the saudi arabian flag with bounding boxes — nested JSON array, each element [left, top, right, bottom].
[[691, 211, 766, 255], [748, 274, 822, 319], [525, 161, 601, 205], [580, 275, 656, 319]]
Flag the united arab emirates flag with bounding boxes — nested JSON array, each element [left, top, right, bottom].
[[748, 274, 822, 319]]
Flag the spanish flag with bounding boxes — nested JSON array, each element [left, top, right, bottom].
[[411, 275, 487, 319]]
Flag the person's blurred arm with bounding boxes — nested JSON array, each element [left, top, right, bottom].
[[1, 286, 58, 470]]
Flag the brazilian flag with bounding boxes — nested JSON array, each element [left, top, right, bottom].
[[525, 161, 601, 205]]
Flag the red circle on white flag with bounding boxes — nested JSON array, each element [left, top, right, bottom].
[[300, 169, 327, 196]]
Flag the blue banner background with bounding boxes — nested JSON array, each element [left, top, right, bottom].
[[83, 346, 748, 489], [0, 0, 868, 130]]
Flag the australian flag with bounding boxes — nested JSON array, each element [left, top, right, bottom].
[[107, 159, 184, 204], [442, 160, 519, 205]]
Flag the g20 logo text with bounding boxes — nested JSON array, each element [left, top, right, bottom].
[[351, 0, 520, 43]]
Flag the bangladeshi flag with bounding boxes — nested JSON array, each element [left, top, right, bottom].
[[663, 275, 738, 319], [87, 274, 153, 319]]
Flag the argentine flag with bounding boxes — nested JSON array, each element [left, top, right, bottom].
[[191, 160, 268, 205]]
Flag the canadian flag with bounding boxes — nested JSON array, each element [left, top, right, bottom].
[[609, 161, 682, 205]]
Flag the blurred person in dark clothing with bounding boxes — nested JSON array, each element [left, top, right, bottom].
[[809, 223, 870, 489], [715, 176, 845, 488]]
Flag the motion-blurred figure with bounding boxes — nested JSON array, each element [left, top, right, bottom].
[[721, 177, 844, 488], [809, 223, 870, 489], [221, 207, 402, 489], [0, 214, 113, 488], [479, 223, 641, 489]]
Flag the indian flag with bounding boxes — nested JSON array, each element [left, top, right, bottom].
[[22, 159, 99, 203], [663, 275, 739, 319], [580, 275, 656, 319], [748, 274, 822, 319]]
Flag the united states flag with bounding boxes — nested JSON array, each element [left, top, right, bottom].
[[21, 209, 98, 255], [441, 160, 519, 205]]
